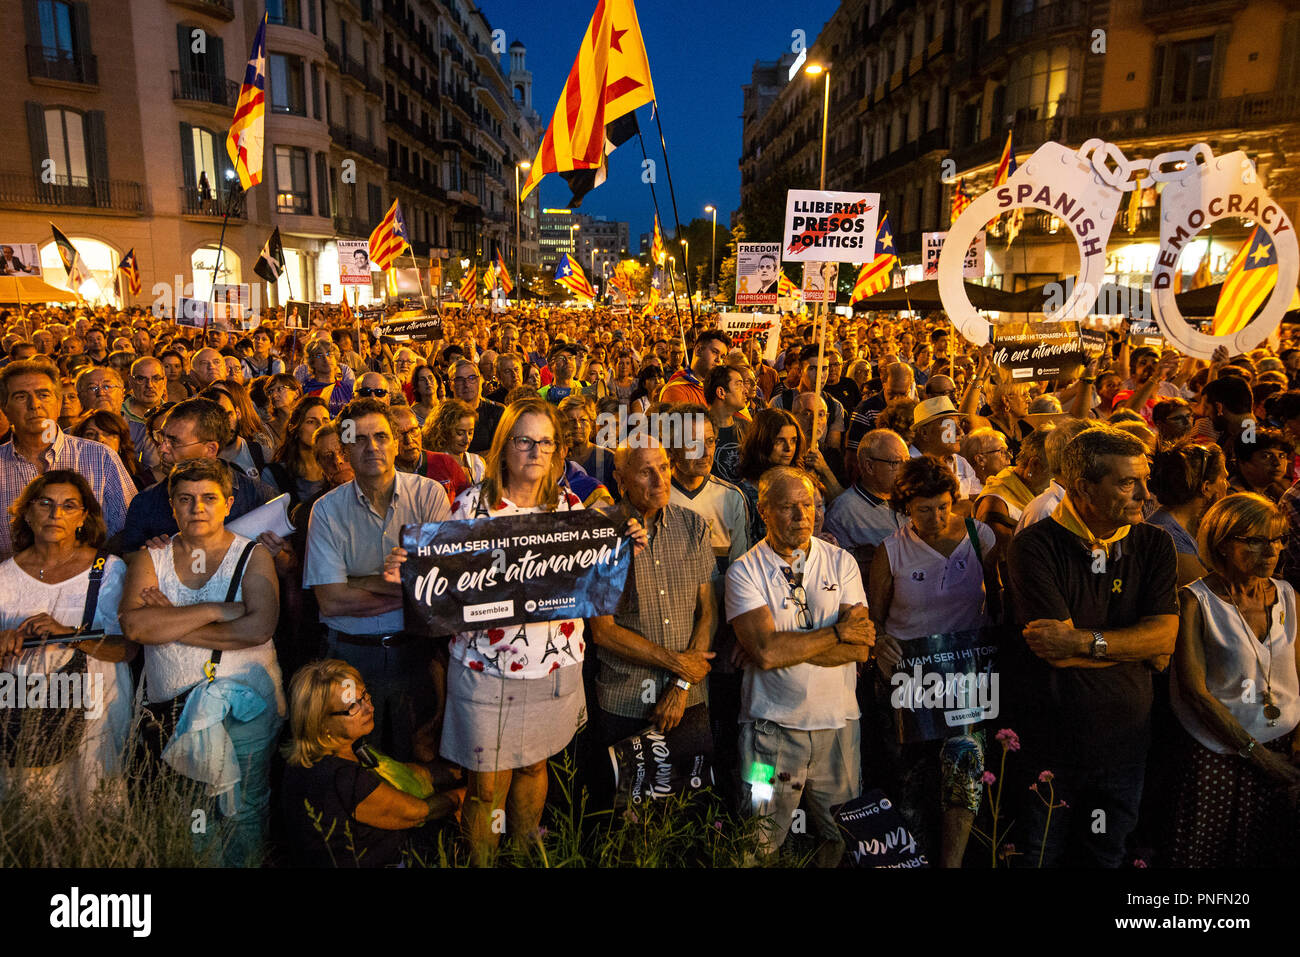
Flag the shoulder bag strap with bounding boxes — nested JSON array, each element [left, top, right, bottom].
[[964, 517, 984, 566], [80, 549, 110, 630], [206, 540, 258, 683]]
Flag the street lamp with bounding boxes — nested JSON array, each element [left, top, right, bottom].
[[515, 159, 530, 303], [805, 61, 831, 190], [704, 204, 717, 297]]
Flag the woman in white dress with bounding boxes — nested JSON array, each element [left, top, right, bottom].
[[119, 457, 282, 867], [0, 470, 135, 807]]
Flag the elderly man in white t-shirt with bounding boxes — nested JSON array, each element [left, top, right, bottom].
[[726, 467, 875, 864]]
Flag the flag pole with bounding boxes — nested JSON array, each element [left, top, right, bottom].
[[666, 258, 686, 350], [209, 183, 241, 301], [408, 245, 429, 312], [649, 102, 697, 331], [634, 124, 688, 341]]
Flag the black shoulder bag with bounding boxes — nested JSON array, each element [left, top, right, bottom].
[[140, 541, 257, 760], [1, 550, 109, 767]]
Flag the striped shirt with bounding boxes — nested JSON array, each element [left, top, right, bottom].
[[0, 431, 136, 561]]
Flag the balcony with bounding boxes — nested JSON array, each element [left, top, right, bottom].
[[1004, 0, 1088, 45], [169, 0, 235, 19], [26, 45, 97, 85], [1067, 91, 1300, 142], [1141, 0, 1246, 28], [0, 172, 143, 214], [341, 56, 382, 96], [334, 214, 369, 236], [862, 127, 948, 181], [328, 126, 386, 165], [171, 70, 240, 108], [180, 185, 245, 218]]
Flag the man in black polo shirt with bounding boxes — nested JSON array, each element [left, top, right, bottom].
[[1007, 423, 1177, 868]]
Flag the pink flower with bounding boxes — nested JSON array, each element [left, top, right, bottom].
[[1029, 782, 1038, 792], [1057, 800, 1069, 809], [997, 843, 1017, 859], [1134, 858, 1148, 869], [981, 771, 996, 785], [1038, 770, 1054, 783], [995, 728, 1021, 752]]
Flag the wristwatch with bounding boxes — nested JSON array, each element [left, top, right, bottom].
[[674, 678, 691, 691], [1090, 631, 1108, 659]]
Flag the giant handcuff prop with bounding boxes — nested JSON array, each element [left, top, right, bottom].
[[938, 139, 1297, 358]]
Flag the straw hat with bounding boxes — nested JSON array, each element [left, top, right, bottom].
[[912, 395, 966, 429]]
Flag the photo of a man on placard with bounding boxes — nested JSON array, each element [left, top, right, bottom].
[[754, 253, 779, 294], [0, 244, 40, 277]]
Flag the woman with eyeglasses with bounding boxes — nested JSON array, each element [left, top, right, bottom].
[[422, 397, 485, 484], [0, 471, 135, 806], [280, 659, 460, 867], [867, 455, 997, 868], [1148, 444, 1229, 586], [71, 410, 148, 492], [384, 398, 644, 866], [260, 373, 303, 449], [261, 396, 330, 508], [409, 363, 441, 425], [1170, 493, 1300, 866]]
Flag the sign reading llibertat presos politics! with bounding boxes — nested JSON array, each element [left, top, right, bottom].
[[889, 629, 999, 744], [834, 789, 930, 868], [991, 321, 1085, 380], [337, 240, 372, 285], [922, 231, 986, 280], [400, 510, 633, 636], [717, 312, 781, 363], [735, 242, 781, 305], [782, 190, 879, 262]]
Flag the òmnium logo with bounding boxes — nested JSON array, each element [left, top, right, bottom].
[[524, 600, 537, 612], [49, 887, 151, 937]]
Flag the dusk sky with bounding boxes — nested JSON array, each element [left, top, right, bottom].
[[494, 0, 841, 242]]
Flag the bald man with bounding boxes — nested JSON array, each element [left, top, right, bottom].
[[190, 347, 227, 390]]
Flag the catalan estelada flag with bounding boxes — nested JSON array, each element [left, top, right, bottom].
[[950, 178, 970, 226], [520, 0, 655, 202], [1213, 226, 1282, 336], [555, 253, 596, 300], [368, 199, 410, 271], [851, 214, 897, 304], [460, 264, 478, 303], [226, 13, 267, 190], [118, 249, 141, 297], [495, 250, 513, 295], [340, 295, 354, 324], [993, 130, 1023, 246]]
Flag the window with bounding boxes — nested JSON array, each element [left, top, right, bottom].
[[275, 145, 311, 213], [269, 54, 306, 114], [187, 126, 219, 190], [1166, 36, 1215, 104], [31, 0, 94, 84], [37, 0, 75, 56], [267, 0, 301, 29], [312, 63, 322, 120], [1006, 47, 1070, 123], [45, 108, 88, 184], [367, 183, 382, 223]]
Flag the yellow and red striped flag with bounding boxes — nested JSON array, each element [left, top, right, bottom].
[[777, 271, 798, 299], [460, 264, 478, 303], [993, 130, 1024, 246], [651, 214, 667, 267], [368, 199, 410, 271], [1213, 227, 1283, 336], [519, 0, 656, 202], [950, 178, 970, 226], [118, 249, 141, 297], [555, 253, 596, 300], [226, 13, 267, 189], [495, 250, 513, 295], [340, 295, 354, 324], [851, 214, 897, 304]]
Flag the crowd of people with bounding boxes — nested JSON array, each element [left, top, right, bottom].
[[1, 297, 1298, 870]]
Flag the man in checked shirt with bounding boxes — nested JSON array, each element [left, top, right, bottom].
[[588, 436, 718, 751]]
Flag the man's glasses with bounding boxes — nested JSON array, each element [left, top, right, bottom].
[[783, 576, 813, 630], [453, 374, 481, 386], [84, 383, 122, 395], [509, 435, 557, 453], [357, 387, 389, 398], [329, 690, 372, 717], [869, 456, 907, 467], [132, 374, 166, 385]]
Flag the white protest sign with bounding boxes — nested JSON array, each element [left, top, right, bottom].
[[735, 243, 781, 305], [922, 231, 986, 279], [338, 240, 371, 285], [802, 262, 838, 303], [782, 190, 879, 262], [718, 312, 782, 363]]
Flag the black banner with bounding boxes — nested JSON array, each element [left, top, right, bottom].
[[399, 510, 632, 635], [991, 321, 1084, 381], [376, 314, 444, 342], [834, 789, 930, 868], [608, 706, 714, 808], [889, 629, 999, 744], [1080, 327, 1109, 356]]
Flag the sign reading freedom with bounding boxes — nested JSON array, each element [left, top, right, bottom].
[[399, 510, 633, 635]]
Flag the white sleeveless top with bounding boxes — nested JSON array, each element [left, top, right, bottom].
[[144, 535, 284, 714], [882, 521, 994, 639], [1172, 578, 1299, 752]]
